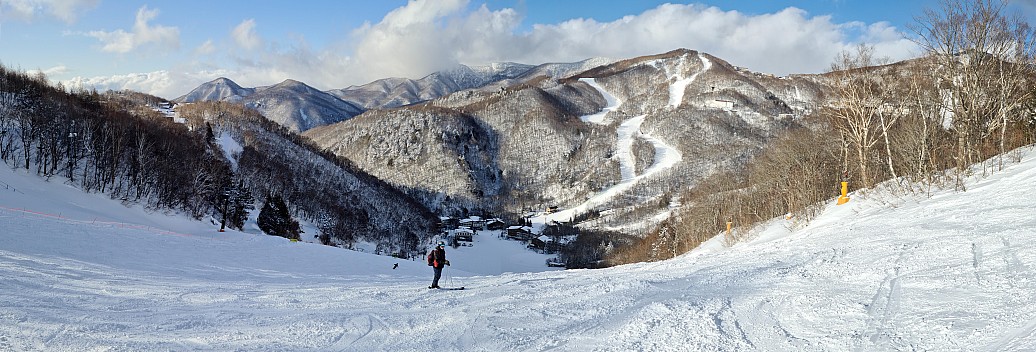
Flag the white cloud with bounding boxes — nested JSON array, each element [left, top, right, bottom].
[[73, 1, 921, 98], [343, 1, 918, 79], [62, 69, 232, 98], [1, 0, 98, 23], [350, 0, 520, 82], [86, 6, 179, 54], [27, 65, 69, 79], [194, 40, 217, 55], [232, 19, 261, 50]]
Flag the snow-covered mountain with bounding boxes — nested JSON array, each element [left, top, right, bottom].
[[176, 58, 616, 131], [177, 78, 364, 132], [327, 58, 613, 109], [3, 138, 1033, 350], [176, 77, 255, 103], [243, 79, 364, 132], [306, 49, 828, 232]]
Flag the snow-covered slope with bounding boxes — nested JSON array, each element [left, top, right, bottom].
[[328, 59, 612, 110], [3, 146, 1035, 350], [537, 79, 682, 227], [243, 79, 364, 132], [176, 77, 255, 103], [177, 78, 363, 132]]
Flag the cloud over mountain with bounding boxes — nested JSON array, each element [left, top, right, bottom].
[[347, 2, 918, 78], [63, 0, 919, 99], [232, 19, 261, 50], [83, 6, 179, 54]]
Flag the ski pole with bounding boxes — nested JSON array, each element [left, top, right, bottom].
[[446, 266, 454, 287], [448, 266, 462, 288]]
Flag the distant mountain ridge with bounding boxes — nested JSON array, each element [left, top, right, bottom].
[[176, 58, 614, 132], [177, 78, 363, 132]]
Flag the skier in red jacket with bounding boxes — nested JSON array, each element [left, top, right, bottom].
[[427, 241, 450, 289]]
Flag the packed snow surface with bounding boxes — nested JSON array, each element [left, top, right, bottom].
[[578, 78, 620, 125], [616, 115, 647, 180], [667, 51, 712, 108], [2, 147, 1036, 351]]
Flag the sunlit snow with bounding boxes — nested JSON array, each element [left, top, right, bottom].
[[667, 52, 712, 108], [2, 147, 1035, 351], [540, 79, 682, 226]]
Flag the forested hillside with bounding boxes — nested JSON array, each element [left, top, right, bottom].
[[0, 66, 436, 257]]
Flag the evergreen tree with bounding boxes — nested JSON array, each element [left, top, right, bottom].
[[205, 122, 215, 143], [217, 179, 254, 231], [219, 180, 254, 231], [257, 194, 301, 239]]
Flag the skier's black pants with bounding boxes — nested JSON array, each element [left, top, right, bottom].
[[432, 267, 443, 287]]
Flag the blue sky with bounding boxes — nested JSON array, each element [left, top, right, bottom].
[[0, 0, 1001, 98]]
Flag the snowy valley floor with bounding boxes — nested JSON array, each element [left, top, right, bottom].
[[2, 148, 1036, 351]]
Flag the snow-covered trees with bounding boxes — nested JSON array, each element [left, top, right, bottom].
[[0, 67, 436, 256], [0, 66, 227, 218], [181, 101, 437, 255], [217, 179, 254, 231]]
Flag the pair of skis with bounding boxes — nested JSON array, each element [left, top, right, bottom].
[[429, 286, 465, 290]]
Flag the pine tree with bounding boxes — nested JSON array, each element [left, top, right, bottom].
[[257, 194, 301, 239], [205, 122, 215, 143], [217, 180, 254, 231], [228, 181, 254, 230]]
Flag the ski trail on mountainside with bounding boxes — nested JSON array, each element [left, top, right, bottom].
[[668, 52, 712, 108], [615, 115, 644, 180], [539, 79, 682, 224], [578, 78, 621, 124]]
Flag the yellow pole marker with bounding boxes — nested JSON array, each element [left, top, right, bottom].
[[837, 181, 850, 205]]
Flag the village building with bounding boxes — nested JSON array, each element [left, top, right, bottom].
[[506, 226, 535, 241], [485, 218, 506, 231]]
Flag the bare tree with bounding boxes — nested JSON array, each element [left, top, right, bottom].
[[896, 59, 949, 185], [912, 0, 1036, 186], [823, 44, 900, 188]]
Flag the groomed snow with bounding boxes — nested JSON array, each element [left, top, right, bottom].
[[667, 52, 712, 109], [578, 78, 620, 125], [616, 115, 646, 180], [2, 148, 1036, 351]]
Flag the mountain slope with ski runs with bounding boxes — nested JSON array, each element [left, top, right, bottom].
[[304, 49, 827, 232], [178, 49, 827, 234], [2, 140, 1033, 350]]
